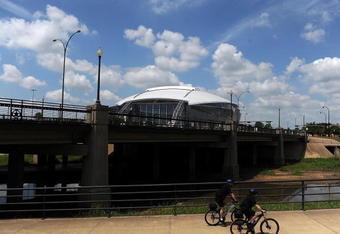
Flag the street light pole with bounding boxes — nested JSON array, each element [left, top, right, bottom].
[[320, 111, 327, 123], [228, 90, 233, 122], [278, 108, 281, 129], [96, 48, 103, 104], [53, 30, 81, 117], [31, 89, 37, 117], [322, 105, 330, 127], [235, 90, 249, 106]]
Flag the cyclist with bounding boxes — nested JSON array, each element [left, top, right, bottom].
[[240, 189, 265, 226], [215, 179, 238, 223]]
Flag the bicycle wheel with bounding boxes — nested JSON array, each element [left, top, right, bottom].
[[260, 218, 280, 234], [231, 209, 245, 222], [204, 210, 220, 226], [230, 219, 248, 234]]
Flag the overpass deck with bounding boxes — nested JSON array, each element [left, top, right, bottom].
[[1, 209, 339, 234]]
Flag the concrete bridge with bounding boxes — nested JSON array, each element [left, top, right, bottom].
[[0, 98, 306, 188]]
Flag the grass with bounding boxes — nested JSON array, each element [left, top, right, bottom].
[[74, 201, 340, 217], [0, 154, 83, 166], [0, 154, 8, 166], [259, 158, 340, 176], [320, 136, 340, 142]]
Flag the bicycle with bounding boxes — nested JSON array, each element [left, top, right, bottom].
[[230, 210, 280, 234], [204, 202, 243, 226]]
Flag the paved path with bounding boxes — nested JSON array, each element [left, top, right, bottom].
[[1, 209, 340, 234]]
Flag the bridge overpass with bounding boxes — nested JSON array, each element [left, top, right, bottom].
[[0, 97, 306, 188]]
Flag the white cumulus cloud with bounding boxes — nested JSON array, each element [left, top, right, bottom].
[[45, 89, 80, 103], [212, 43, 273, 89], [124, 65, 180, 89], [125, 26, 208, 72], [301, 23, 325, 43], [0, 5, 88, 52], [0, 64, 46, 89]]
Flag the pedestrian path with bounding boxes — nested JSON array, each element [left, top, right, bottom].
[[1, 209, 340, 233]]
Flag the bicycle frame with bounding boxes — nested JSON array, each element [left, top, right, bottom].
[[250, 210, 266, 226]]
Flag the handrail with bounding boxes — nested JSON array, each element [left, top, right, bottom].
[[1, 178, 340, 219]]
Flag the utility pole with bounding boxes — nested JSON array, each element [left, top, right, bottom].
[[31, 89, 37, 117], [278, 108, 281, 129]]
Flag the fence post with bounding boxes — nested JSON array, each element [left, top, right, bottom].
[[173, 185, 177, 216], [301, 181, 305, 211], [42, 185, 46, 219], [10, 99, 12, 120]]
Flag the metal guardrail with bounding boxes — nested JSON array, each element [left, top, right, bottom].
[[1, 178, 340, 219], [109, 112, 305, 136], [0, 97, 305, 136], [0, 97, 89, 122]]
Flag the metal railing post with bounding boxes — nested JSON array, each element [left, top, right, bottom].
[[173, 185, 177, 216], [9, 99, 12, 120], [20, 100, 23, 120], [301, 181, 305, 211], [42, 185, 47, 219]]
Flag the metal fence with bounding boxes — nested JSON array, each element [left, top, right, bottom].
[[0, 98, 89, 122], [109, 112, 305, 136], [1, 178, 340, 219]]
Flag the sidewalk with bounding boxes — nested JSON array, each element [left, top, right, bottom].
[[1, 209, 340, 234]]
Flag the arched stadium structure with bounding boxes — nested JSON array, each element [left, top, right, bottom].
[[115, 86, 241, 124]]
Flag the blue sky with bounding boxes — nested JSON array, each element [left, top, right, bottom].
[[1, 0, 340, 127]]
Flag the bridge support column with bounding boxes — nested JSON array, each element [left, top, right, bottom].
[[189, 147, 196, 181], [222, 123, 239, 179], [275, 132, 285, 166], [62, 154, 68, 168], [153, 144, 160, 181], [7, 152, 24, 202], [252, 144, 258, 166], [81, 104, 109, 203], [47, 154, 56, 186]]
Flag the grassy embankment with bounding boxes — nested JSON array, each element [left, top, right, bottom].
[[319, 136, 340, 142], [0, 154, 82, 166], [260, 157, 340, 176]]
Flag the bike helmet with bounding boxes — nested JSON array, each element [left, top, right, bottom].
[[249, 189, 258, 194]]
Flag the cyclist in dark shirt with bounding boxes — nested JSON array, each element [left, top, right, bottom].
[[215, 179, 238, 222], [240, 189, 265, 224]]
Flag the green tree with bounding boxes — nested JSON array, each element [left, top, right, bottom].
[[255, 121, 264, 128]]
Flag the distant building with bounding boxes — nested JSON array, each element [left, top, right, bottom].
[[114, 86, 240, 124]]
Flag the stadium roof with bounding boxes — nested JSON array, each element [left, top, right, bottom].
[[116, 86, 232, 106]]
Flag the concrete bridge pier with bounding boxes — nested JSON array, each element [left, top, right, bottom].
[[81, 104, 109, 203], [274, 131, 285, 166], [252, 144, 258, 166], [189, 146, 196, 181], [7, 151, 24, 203], [222, 123, 239, 179], [153, 144, 160, 181]]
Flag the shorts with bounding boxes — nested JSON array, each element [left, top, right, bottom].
[[215, 197, 224, 207], [242, 209, 255, 220]]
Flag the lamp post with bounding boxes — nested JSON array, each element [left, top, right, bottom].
[[322, 105, 330, 127], [96, 48, 103, 104], [235, 90, 249, 106], [228, 90, 233, 122], [278, 107, 281, 129], [53, 30, 81, 117], [320, 111, 327, 123], [31, 89, 37, 117]]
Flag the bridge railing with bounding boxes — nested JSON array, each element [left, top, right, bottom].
[[1, 178, 340, 219], [0, 97, 89, 122], [109, 112, 233, 131], [109, 112, 304, 136]]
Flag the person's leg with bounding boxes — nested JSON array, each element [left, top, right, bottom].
[[216, 199, 225, 222]]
